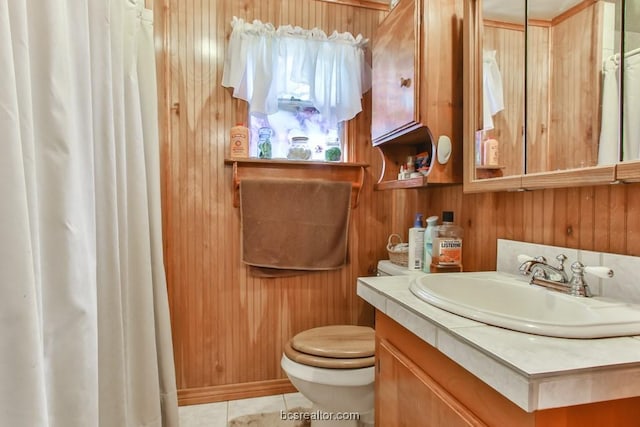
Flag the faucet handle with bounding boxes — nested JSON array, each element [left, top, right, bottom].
[[555, 254, 567, 269], [518, 254, 547, 264], [568, 262, 614, 297], [569, 262, 591, 297], [584, 265, 614, 279], [517, 254, 533, 264]]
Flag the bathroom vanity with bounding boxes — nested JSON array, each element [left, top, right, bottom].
[[357, 275, 640, 426]]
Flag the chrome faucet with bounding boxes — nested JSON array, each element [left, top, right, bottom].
[[518, 254, 614, 297], [519, 254, 569, 283]]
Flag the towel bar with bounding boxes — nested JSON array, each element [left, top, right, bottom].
[[224, 159, 367, 209]]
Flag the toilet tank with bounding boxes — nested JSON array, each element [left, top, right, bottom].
[[377, 260, 427, 277]]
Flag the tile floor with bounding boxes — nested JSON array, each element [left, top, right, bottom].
[[179, 392, 313, 427]]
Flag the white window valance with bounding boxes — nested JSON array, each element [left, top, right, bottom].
[[221, 16, 371, 125]]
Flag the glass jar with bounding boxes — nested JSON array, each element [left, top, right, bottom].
[[324, 136, 342, 162], [257, 127, 272, 159], [287, 136, 312, 160]]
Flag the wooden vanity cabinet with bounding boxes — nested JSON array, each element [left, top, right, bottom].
[[371, 0, 463, 189], [375, 311, 640, 427], [377, 338, 486, 426]]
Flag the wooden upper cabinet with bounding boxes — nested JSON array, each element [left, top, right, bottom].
[[371, 0, 464, 189], [371, 0, 419, 143]]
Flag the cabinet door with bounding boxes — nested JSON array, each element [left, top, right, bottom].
[[376, 338, 487, 427], [371, 0, 419, 144]]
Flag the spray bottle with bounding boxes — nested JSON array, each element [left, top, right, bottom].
[[407, 213, 425, 271]]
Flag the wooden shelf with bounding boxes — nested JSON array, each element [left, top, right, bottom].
[[224, 158, 368, 208], [375, 175, 429, 190], [616, 160, 640, 183], [521, 165, 616, 190], [475, 165, 506, 170]]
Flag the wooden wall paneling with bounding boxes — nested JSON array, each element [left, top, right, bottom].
[[526, 25, 550, 174], [483, 24, 525, 177], [160, 0, 388, 403], [627, 184, 640, 256], [518, 190, 543, 245], [565, 187, 581, 248], [548, 3, 602, 171], [461, 191, 499, 272], [552, 188, 569, 248], [592, 185, 611, 252], [496, 191, 524, 242], [578, 186, 596, 251], [522, 191, 534, 242], [609, 185, 628, 254], [157, 0, 640, 406]]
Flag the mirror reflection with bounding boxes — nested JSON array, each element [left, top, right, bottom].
[[621, 1, 640, 163], [476, 0, 526, 179], [475, 0, 636, 180], [527, 0, 622, 172]]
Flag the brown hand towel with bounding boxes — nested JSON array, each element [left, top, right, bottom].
[[240, 178, 352, 277]]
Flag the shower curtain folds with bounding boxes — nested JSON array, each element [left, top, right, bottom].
[[598, 48, 640, 164], [0, 1, 178, 426]]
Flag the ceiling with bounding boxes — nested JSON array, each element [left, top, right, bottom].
[[483, 0, 584, 23]]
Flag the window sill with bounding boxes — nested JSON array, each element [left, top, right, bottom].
[[224, 158, 369, 208]]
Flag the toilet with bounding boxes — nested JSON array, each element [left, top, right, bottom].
[[280, 325, 375, 427]]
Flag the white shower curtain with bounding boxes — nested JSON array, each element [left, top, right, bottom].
[[597, 56, 620, 164], [622, 51, 640, 162], [598, 49, 640, 164], [0, 1, 178, 426]]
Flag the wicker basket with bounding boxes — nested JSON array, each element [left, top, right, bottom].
[[386, 234, 409, 267]]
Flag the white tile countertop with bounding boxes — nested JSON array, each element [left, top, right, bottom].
[[357, 275, 640, 412]]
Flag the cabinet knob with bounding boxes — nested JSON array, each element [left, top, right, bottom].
[[399, 77, 412, 88]]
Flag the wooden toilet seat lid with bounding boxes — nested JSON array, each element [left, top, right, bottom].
[[290, 325, 375, 358], [284, 340, 375, 369]]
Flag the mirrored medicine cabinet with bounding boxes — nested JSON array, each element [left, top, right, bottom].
[[464, 0, 640, 192]]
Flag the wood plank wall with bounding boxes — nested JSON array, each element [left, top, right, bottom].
[[547, 1, 603, 171], [156, 0, 390, 404], [483, 23, 525, 177], [154, 0, 640, 406], [409, 183, 640, 273]]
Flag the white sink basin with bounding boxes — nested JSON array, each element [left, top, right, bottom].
[[409, 272, 640, 338]]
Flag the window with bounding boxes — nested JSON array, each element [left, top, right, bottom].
[[222, 17, 371, 162], [249, 97, 344, 162]]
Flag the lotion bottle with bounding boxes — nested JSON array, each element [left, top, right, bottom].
[[230, 124, 249, 158], [483, 138, 499, 166], [407, 213, 425, 271], [422, 215, 438, 272], [431, 211, 463, 268]]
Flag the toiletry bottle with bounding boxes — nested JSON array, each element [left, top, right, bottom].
[[431, 211, 463, 269], [407, 213, 425, 271], [422, 215, 438, 272], [483, 138, 499, 166], [230, 124, 249, 158]]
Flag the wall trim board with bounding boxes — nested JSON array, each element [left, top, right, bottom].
[[178, 379, 297, 406]]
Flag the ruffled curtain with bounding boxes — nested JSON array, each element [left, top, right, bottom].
[[222, 16, 371, 125]]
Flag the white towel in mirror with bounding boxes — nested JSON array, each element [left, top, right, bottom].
[[623, 52, 640, 161], [483, 50, 504, 131], [598, 49, 640, 164], [598, 56, 619, 165]]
